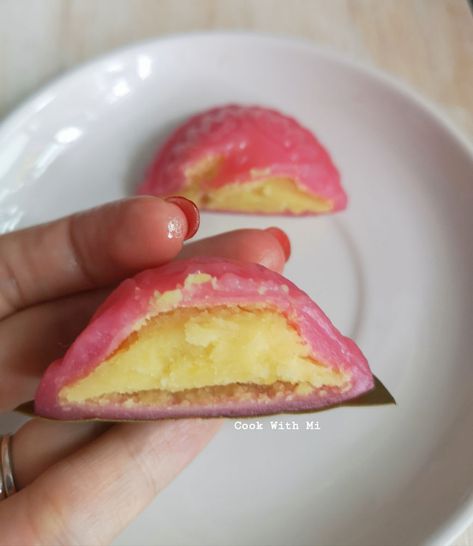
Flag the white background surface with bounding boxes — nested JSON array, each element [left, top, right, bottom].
[[0, 34, 472, 545]]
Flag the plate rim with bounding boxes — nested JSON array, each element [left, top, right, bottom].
[[1, 31, 472, 159], [1, 31, 472, 546]]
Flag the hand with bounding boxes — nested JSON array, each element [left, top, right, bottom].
[[0, 196, 288, 545]]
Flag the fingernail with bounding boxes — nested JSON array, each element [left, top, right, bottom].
[[265, 227, 291, 261], [165, 196, 200, 240]]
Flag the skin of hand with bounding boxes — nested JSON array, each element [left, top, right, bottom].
[[0, 196, 289, 546]]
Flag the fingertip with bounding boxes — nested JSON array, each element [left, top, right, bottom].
[[264, 227, 291, 261], [230, 228, 289, 273], [252, 230, 287, 273], [164, 196, 200, 240], [111, 197, 189, 269]]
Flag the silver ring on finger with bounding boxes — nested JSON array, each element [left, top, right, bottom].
[[0, 435, 17, 499]]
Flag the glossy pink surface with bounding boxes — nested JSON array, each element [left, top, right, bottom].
[[35, 258, 373, 419], [137, 105, 347, 213]]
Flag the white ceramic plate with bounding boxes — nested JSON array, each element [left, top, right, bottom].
[[1, 33, 472, 546]]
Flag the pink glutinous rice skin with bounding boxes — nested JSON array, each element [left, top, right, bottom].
[[35, 258, 373, 420], [137, 105, 347, 215]]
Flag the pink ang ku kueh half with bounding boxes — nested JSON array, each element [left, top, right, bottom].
[[35, 258, 374, 420], [137, 105, 347, 215]]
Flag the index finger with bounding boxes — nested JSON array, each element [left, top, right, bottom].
[[0, 196, 196, 319]]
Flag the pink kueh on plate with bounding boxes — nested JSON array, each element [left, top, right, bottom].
[[137, 105, 347, 215]]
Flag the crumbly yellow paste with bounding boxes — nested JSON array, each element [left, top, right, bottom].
[[60, 307, 348, 404], [203, 177, 332, 214], [180, 155, 332, 214]]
